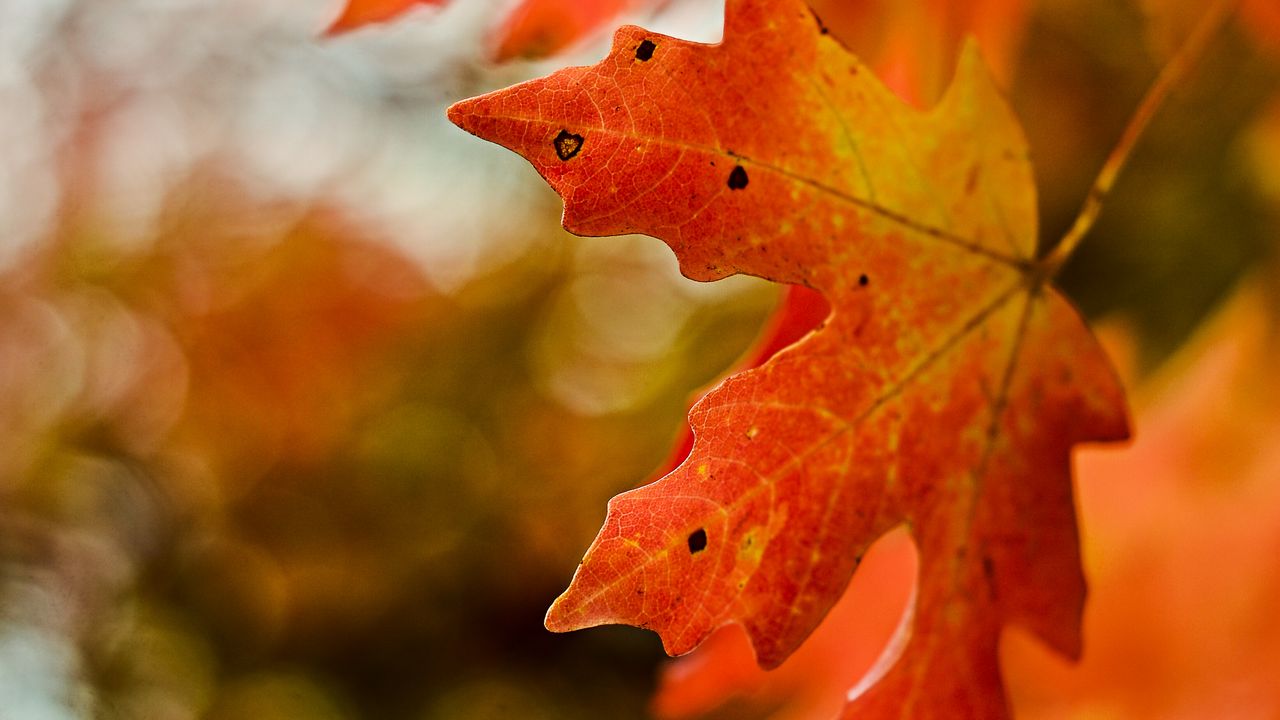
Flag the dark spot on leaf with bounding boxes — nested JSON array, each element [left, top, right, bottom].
[[553, 129, 583, 161], [859, 274, 869, 286], [807, 7, 830, 35], [728, 165, 749, 190], [688, 528, 708, 554], [636, 39, 656, 61], [983, 555, 998, 598]]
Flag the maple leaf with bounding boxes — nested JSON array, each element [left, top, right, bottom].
[[448, 0, 1130, 716], [326, 0, 447, 34]]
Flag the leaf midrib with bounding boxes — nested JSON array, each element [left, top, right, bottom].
[[471, 109, 1029, 268]]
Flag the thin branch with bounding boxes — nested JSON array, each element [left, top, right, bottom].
[[1040, 0, 1239, 276]]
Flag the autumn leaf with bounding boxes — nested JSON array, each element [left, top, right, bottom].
[[490, 0, 640, 62], [649, 3, 1032, 714], [638, 7, 1033, 625], [326, 0, 447, 34], [448, 0, 1130, 716], [649, 0, 1030, 532]]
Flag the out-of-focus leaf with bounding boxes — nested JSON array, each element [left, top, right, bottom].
[[809, 0, 1027, 104], [327, 0, 449, 34], [490, 0, 642, 62]]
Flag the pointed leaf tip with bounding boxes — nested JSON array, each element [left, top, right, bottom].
[[544, 593, 576, 633], [444, 99, 470, 131], [445, 91, 510, 141]]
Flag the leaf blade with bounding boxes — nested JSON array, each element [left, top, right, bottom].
[[449, 0, 1130, 714]]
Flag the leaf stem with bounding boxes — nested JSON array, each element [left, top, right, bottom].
[[1039, 0, 1239, 276]]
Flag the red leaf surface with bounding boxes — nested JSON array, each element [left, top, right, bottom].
[[448, 0, 1129, 715], [326, 0, 447, 34]]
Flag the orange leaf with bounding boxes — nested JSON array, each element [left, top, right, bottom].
[[449, 0, 1129, 716], [490, 0, 639, 62], [326, 0, 447, 35]]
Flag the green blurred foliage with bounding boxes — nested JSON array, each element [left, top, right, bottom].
[[1018, 0, 1279, 365]]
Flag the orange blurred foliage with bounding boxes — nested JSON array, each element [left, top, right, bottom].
[[491, 0, 645, 61], [1242, 0, 1280, 54], [161, 219, 434, 480], [328, 0, 657, 63], [327, 0, 449, 34], [809, 0, 1027, 104]]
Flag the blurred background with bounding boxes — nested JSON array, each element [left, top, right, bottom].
[[0, 0, 1276, 718]]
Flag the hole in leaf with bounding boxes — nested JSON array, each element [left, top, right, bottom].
[[553, 129, 584, 161], [728, 165, 749, 190], [859, 274, 869, 287], [636, 39, 656, 61], [687, 528, 708, 554]]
